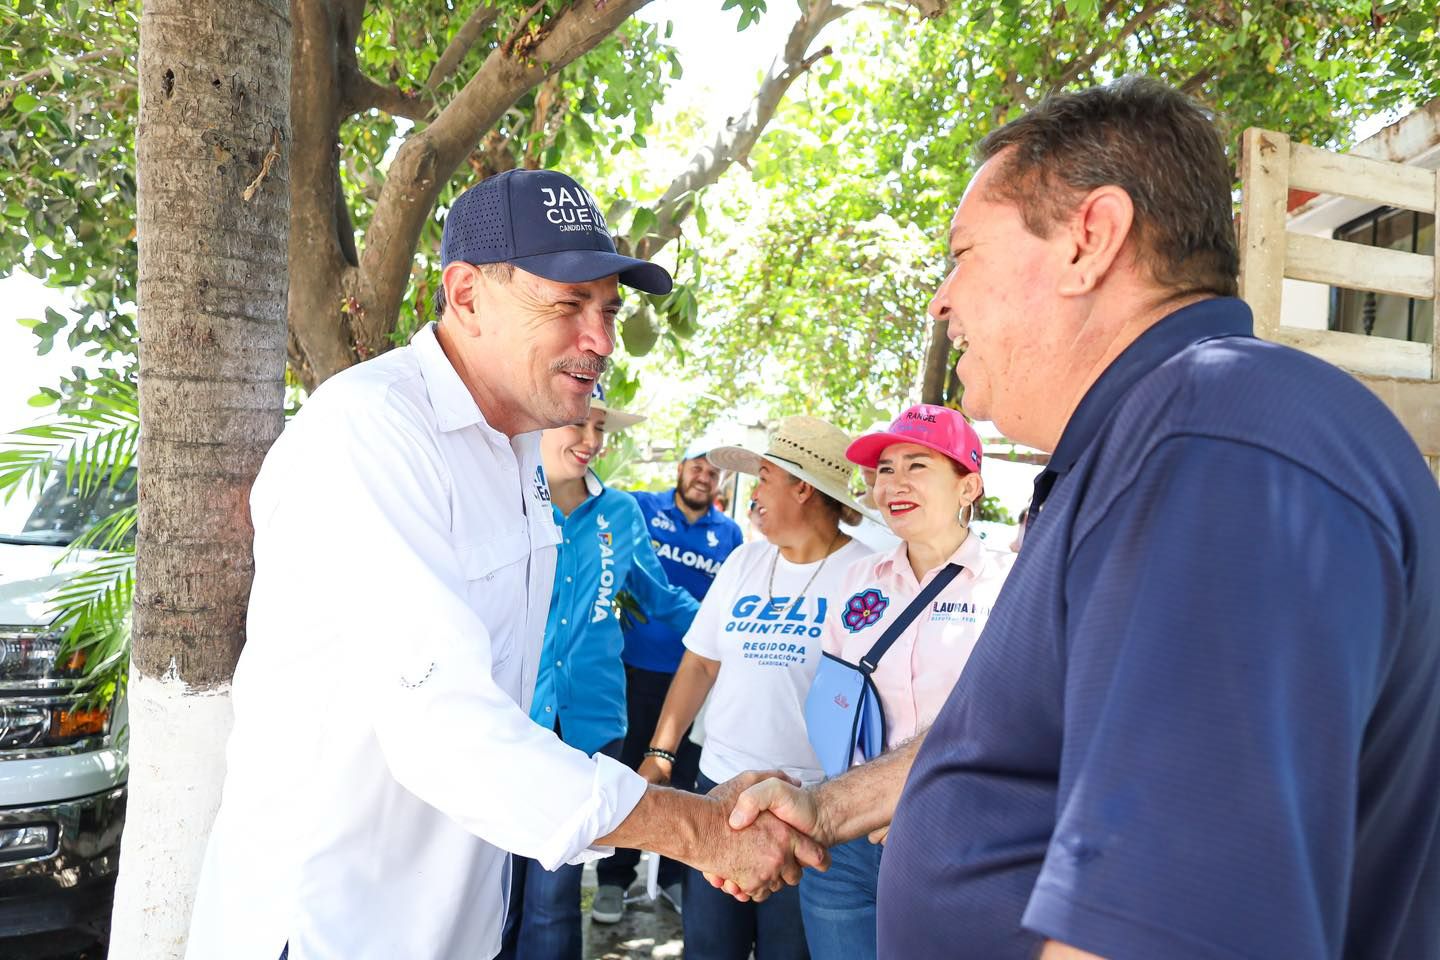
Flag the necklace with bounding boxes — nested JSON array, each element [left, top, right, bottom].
[[766, 527, 844, 600]]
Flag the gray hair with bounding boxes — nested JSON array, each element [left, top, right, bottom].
[[977, 76, 1238, 299], [434, 261, 515, 322]]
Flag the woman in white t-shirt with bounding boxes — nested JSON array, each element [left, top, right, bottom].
[[799, 403, 1014, 960], [637, 415, 872, 960]]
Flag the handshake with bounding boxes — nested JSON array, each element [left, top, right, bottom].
[[609, 733, 916, 900], [654, 769, 842, 903]]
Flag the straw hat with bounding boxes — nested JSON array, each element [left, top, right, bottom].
[[588, 381, 644, 431], [707, 416, 862, 515]]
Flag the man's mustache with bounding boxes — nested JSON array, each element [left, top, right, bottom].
[[553, 355, 610, 377]]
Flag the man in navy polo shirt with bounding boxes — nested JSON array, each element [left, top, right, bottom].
[[726, 77, 1440, 959], [593, 446, 744, 920]]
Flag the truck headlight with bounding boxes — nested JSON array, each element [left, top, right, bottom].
[[0, 703, 52, 749], [0, 630, 113, 752], [0, 634, 86, 683]]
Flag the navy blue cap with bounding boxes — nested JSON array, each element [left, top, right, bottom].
[[441, 169, 673, 295]]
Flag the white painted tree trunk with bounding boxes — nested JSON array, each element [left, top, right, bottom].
[[111, 0, 290, 956], [107, 676, 233, 959]]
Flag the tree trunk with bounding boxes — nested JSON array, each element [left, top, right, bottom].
[[920, 314, 952, 405], [111, 1, 290, 955]]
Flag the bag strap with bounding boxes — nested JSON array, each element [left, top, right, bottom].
[[858, 562, 963, 674]]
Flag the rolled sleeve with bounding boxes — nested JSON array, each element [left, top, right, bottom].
[[1023, 436, 1398, 959]]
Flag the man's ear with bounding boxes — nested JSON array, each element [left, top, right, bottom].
[[441, 261, 483, 331], [1056, 185, 1134, 297]]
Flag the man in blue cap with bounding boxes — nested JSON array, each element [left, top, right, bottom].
[[593, 445, 743, 921], [187, 169, 825, 960]]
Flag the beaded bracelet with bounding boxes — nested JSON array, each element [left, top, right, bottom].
[[644, 747, 677, 764]]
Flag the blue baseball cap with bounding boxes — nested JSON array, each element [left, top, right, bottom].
[[441, 169, 673, 295]]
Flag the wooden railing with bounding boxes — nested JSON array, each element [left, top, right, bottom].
[[1238, 127, 1440, 473]]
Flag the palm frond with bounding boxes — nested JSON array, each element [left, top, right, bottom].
[[46, 550, 134, 692], [66, 503, 138, 554], [0, 376, 139, 503]]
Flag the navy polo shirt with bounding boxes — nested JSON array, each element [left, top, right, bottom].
[[878, 298, 1440, 959], [622, 488, 743, 673]]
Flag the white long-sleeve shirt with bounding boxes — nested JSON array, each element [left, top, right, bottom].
[[185, 323, 646, 960]]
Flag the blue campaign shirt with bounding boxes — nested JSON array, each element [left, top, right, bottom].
[[621, 488, 743, 673], [879, 298, 1440, 959], [531, 473, 700, 756]]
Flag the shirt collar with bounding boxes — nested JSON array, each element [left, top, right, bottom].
[[551, 471, 606, 526], [1035, 296, 1253, 502], [874, 530, 991, 584], [412, 322, 505, 440]]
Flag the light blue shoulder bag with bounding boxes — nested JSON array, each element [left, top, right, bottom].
[[805, 563, 963, 777]]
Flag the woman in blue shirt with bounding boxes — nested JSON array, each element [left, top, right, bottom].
[[499, 383, 700, 960]]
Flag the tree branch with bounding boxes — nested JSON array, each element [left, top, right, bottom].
[[425, 3, 501, 92], [633, 0, 852, 262], [341, 66, 434, 121], [1050, 0, 1167, 92], [348, 0, 653, 366], [288, 0, 362, 388], [502, 0, 551, 57], [523, 75, 565, 168], [1, 46, 127, 89], [920, 315, 951, 404], [1180, 65, 1214, 96], [468, 127, 518, 181], [901, 0, 950, 16], [1000, 69, 1033, 112]]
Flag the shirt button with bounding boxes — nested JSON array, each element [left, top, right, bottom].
[[560, 619, 568, 625], [545, 706, 552, 713], [556, 660, 563, 667], [566, 577, 572, 583]]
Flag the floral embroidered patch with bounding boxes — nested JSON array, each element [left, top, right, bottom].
[[842, 588, 889, 633]]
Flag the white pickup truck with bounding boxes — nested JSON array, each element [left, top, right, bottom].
[[0, 471, 130, 941]]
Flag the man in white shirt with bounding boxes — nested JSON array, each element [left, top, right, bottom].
[[185, 169, 824, 960]]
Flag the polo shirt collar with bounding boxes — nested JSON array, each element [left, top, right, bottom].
[[875, 529, 992, 586], [412, 322, 505, 441], [1036, 296, 1253, 501]]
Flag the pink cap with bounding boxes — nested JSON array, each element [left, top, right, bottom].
[[845, 404, 984, 474]]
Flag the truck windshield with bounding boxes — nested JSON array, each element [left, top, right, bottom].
[[0, 468, 137, 548]]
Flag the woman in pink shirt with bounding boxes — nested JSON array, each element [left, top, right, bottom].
[[800, 403, 1014, 960]]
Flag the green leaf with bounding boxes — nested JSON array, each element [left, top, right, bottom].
[[28, 391, 57, 407], [628, 207, 658, 244], [12, 93, 40, 113]]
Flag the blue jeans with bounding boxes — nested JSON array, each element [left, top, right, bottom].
[[497, 854, 584, 960], [680, 772, 810, 960], [498, 736, 623, 960], [799, 835, 883, 960]]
